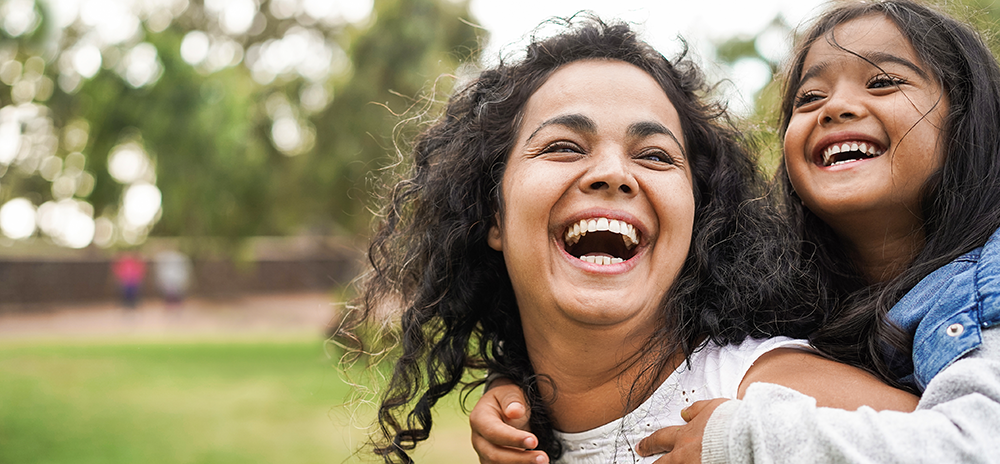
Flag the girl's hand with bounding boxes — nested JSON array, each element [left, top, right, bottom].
[[470, 378, 548, 464], [635, 399, 729, 463]]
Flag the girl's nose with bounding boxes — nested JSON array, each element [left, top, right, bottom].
[[819, 89, 867, 125]]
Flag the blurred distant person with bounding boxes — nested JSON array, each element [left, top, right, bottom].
[[112, 252, 146, 309], [154, 250, 192, 307]]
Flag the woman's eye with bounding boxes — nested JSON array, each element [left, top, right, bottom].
[[542, 142, 582, 154], [794, 91, 823, 108], [868, 74, 906, 89], [637, 150, 674, 164]]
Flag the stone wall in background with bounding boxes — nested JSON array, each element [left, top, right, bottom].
[[0, 237, 362, 312]]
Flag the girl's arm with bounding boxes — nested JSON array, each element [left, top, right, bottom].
[[737, 348, 918, 411], [638, 328, 1000, 464], [470, 378, 547, 464], [471, 346, 919, 464]]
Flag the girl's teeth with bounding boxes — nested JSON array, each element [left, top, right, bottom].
[[822, 141, 885, 166]]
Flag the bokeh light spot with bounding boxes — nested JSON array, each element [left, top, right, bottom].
[[0, 197, 37, 239], [108, 142, 152, 184], [181, 31, 210, 65], [72, 44, 103, 78], [123, 182, 162, 228], [1, 0, 40, 37]]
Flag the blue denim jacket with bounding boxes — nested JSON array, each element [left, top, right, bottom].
[[888, 228, 1000, 391]]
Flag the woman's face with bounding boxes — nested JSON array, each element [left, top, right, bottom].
[[488, 59, 695, 333], [783, 15, 948, 237]]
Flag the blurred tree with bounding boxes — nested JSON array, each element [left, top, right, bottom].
[[0, 0, 481, 253]]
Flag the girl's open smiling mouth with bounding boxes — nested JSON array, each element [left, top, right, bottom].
[[817, 140, 887, 167]]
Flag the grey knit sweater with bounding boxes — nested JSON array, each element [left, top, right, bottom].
[[702, 327, 1000, 464]]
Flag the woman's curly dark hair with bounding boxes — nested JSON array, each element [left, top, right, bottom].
[[350, 14, 820, 462], [775, 0, 1000, 388]]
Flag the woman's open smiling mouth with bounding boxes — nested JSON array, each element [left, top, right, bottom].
[[563, 216, 641, 265]]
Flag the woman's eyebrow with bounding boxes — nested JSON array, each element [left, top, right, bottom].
[[628, 121, 686, 156], [526, 114, 596, 142]]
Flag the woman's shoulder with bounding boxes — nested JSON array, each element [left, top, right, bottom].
[[679, 337, 814, 399]]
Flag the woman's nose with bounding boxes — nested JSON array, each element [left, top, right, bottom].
[[580, 151, 637, 196]]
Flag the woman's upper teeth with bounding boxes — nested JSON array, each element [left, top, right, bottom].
[[822, 141, 885, 166], [564, 217, 639, 248]]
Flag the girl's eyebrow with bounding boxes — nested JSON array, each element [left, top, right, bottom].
[[862, 50, 929, 80], [798, 50, 929, 85], [798, 61, 832, 87]]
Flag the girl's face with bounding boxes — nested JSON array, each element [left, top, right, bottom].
[[488, 59, 694, 333], [783, 15, 949, 237]]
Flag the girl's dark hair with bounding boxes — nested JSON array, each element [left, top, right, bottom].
[[353, 14, 818, 462], [776, 0, 1000, 385]]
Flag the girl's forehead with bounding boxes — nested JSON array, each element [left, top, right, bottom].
[[798, 14, 934, 84], [807, 15, 915, 64]]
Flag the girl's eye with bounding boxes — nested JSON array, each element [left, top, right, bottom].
[[794, 91, 823, 108], [868, 74, 906, 89]]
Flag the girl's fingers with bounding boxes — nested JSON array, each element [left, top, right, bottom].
[[471, 438, 549, 464], [470, 384, 537, 449], [500, 395, 531, 431], [470, 410, 538, 449], [636, 426, 679, 456], [471, 379, 540, 462], [679, 399, 718, 422]]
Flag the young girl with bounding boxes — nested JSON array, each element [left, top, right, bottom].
[[471, 1, 1000, 463], [347, 15, 915, 464]]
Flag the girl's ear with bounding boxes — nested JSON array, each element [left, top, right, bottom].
[[488, 218, 503, 251]]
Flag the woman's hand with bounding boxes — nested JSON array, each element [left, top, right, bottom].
[[635, 399, 729, 463], [471, 378, 548, 464]]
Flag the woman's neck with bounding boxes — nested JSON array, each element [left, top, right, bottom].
[[521, 322, 681, 433]]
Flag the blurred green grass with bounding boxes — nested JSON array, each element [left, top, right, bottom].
[[0, 338, 478, 464]]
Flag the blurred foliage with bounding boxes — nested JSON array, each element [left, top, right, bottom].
[[6, 0, 1000, 254], [0, 0, 481, 253]]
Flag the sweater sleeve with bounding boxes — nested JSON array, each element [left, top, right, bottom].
[[701, 327, 1000, 464]]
